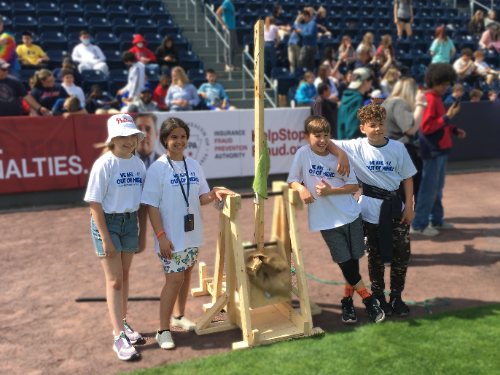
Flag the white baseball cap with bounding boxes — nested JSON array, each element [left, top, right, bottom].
[[106, 114, 145, 143]]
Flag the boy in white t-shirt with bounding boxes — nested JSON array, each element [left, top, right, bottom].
[[327, 104, 417, 317], [288, 115, 385, 324]]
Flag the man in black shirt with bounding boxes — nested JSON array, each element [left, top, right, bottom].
[[0, 58, 48, 116], [312, 83, 338, 138]]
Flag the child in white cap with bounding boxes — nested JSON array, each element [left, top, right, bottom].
[[84, 114, 147, 361]]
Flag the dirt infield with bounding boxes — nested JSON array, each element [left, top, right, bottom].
[[2, 171, 500, 375]]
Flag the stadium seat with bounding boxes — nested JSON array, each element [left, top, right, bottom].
[[89, 17, 113, 35], [128, 6, 150, 22], [19, 68, 36, 89], [106, 5, 127, 22], [179, 50, 202, 70], [151, 9, 171, 23], [64, 17, 88, 35], [36, 3, 59, 18], [158, 19, 180, 35], [103, 50, 124, 70], [46, 49, 68, 69], [135, 19, 157, 35], [119, 32, 135, 52], [123, 0, 143, 8], [13, 16, 38, 33], [41, 31, 67, 50], [112, 18, 135, 36], [11, 2, 35, 18], [143, 33, 162, 51], [79, 0, 102, 6], [236, 20, 251, 44], [187, 68, 207, 87], [169, 34, 190, 51], [60, 3, 84, 19], [109, 68, 128, 94], [14, 31, 39, 45], [146, 68, 159, 87], [293, 67, 308, 84], [83, 4, 106, 21], [0, 2, 11, 19], [103, 0, 125, 6], [81, 69, 108, 93], [95, 32, 120, 51], [145, 0, 163, 7], [38, 16, 63, 34], [67, 31, 89, 50], [271, 67, 295, 95]]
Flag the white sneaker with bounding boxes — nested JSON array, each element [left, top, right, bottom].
[[410, 226, 439, 236], [156, 330, 175, 350], [430, 221, 454, 229], [171, 316, 196, 331]]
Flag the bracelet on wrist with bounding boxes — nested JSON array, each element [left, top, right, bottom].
[[156, 231, 166, 239]]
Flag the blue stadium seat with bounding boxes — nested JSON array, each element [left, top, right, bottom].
[[11, 2, 35, 17], [60, 3, 84, 19], [243, 34, 254, 61], [109, 68, 128, 94], [135, 19, 157, 35], [151, 8, 171, 23], [169, 34, 190, 51], [158, 19, 180, 35], [145, 0, 163, 8], [19, 68, 36, 89], [187, 68, 206, 86], [128, 6, 150, 22], [179, 50, 202, 70], [79, 0, 102, 6], [123, 0, 143, 8], [103, 50, 124, 69], [67, 31, 88, 50], [59, 0, 78, 4], [13, 16, 38, 33], [271, 67, 295, 95], [113, 18, 135, 37], [236, 20, 251, 44], [46, 49, 68, 69], [293, 67, 308, 84], [14, 31, 39, 45], [41, 31, 67, 50], [143, 33, 162, 51], [0, 2, 11, 19], [81, 69, 108, 93], [83, 4, 106, 21], [36, 3, 59, 18], [103, 0, 125, 6], [119, 32, 135, 52], [246, 0, 262, 12], [38, 16, 63, 33], [95, 32, 120, 51], [89, 17, 113, 35], [145, 68, 159, 87], [64, 17, 88, 35], [106, 5, 127, 22], [239, 9, 258, 25]]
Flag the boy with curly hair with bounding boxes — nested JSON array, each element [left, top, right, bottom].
[[327, 103, 417, 317]]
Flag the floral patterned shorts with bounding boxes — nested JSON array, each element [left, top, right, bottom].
[[157, 247, 199, 273]]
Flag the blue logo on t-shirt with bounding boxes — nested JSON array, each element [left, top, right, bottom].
[[309, 164, 335, 178], [117, 172, 142, 186], [366, 160, 394, 172]]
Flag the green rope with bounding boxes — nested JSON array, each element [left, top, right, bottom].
[[291, 268, 450, 314]]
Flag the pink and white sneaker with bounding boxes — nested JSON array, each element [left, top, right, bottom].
[[123, 318, 142, 344], [113, 332, 139, 361]]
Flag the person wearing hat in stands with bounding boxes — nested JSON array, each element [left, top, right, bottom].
[[0, 58, 49, 116], [337, 67, 373, 140], [129, 34, 158, 70], [127, 86, 161, 113]]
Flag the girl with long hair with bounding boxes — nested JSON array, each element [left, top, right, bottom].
[[314, 65, 339, 101], [155, 35, 179, 71], [30, 69, 69, 111], [339, 35, 357, 69], [430, 26, 456, 63], [380, 67, 401, 96], [356, 32, 377, 57], [468, 10, 485, 36], [322, 46, 343, 81], [165, 66, 200, 112]]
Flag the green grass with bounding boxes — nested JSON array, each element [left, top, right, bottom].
[[122, 304, 500, 375]]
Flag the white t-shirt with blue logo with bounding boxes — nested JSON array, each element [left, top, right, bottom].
[[141, 155, 211, 254], [287, 145, 361, 231], [84, 151, 146, 214], [334, 138, 417, 224]]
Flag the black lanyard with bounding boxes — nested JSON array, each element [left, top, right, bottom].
[[167, 155, 190, 213]]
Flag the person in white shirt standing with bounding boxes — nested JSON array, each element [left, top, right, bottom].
[[84, 114, 147, 361], [61, 69, 85, 107], [118, 51, 145, 105], [71, 30, 109, 75], [141, 117, 235, 350]]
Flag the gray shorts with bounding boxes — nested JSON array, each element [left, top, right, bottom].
[[320, 215, 365, 263]]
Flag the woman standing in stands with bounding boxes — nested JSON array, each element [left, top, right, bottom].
[[155, 36, 179, 71], [356, 32, 377, 58], [165, 66, 200, 112], [314, 65, 339, 102], [339, 36, 357, 70], [30, 69, 69, 113], [264, 16, 280, 79], [393, 0, 413, 40], [468, 10, 485, 36], [381, 77, 426, 203], [272, 4, 291, 39], [430, 26, 456, 64]]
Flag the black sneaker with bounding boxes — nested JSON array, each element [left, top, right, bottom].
[[341, 297, 357, 323], [374, 294, 393, 317], [362, 296, 385, 323], [390, 295, 410, 317]]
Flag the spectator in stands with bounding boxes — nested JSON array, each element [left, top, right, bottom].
[[474, 50, 500, 85], [357, 32, 377, 57], [52, 96, 87, 118], [21, 74, 35, 115], [479, 24, 500, 52], [355, 47, 392, 79], [0, 15, 21, 75], [488, 89, 497, 101], [198, 69, 236, 111], [155, 36, 179, 71], [382, 77, 426, 202], [380, 67, 401, 97], [430, 26, 456, 64], [72, 30, 109, 75], [127, 86, 161, 113], [16, 31, 49, 70], [85, 84, 119, 114], [153, 74, 170, 111], [314, 6, 331, 38], [295, 71, 316, 106], [134, 113, 161, 169], [53, 56, 82, 86], [322, 47, 343, 82], [339, 36, 357, 70], [272, 4, 291, 39], [313, 83, 338, 137], [297, 10, 318, 72], [337, 67, 373, 140], [30, 69, 69, 111], [376, 35, 396, 63], [61, 69, 85, 107], [216, 0, 238, 72], [393, 0, 413, 40], [130, 34, 158, 70], [337, 70, 353, 100], [165, 66, 199, 112], [0, 58, 49, 116], [453, 48, 483, 89], [411, 63, 464, 236], [484, 10, 499, 28], [264, 16, 280, 79], [288, 17, 305, 73], [468, 10, 485, 36], [469, 89, 483, 102], [314, 65, 338, 102], [443, 83, 465, 104], [118, 51, 145, 103]]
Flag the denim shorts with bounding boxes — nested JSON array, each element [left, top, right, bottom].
[[90, 212, 139, 258]]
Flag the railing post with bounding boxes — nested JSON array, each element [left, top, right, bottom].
[[242, 52, 246, 99], [186, 0, 189, 19], [204, 5, 208, 47], [216, 29, 220, 63], [177, 0, 180, 8], [228, 31, 232, 80], [194, 0, 198, 33]]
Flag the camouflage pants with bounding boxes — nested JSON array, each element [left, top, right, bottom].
[[363, 220, 411, 297]]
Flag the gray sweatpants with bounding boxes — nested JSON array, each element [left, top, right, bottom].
[[224, 29, 238, 67], [320, 215, 365, 264]]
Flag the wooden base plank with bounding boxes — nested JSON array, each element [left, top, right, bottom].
[[195, 321, 238, 335]]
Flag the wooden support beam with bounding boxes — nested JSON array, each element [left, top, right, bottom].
[[190, 262, 209, 297], [195, 291, 230, 331], [212, 211, 226, 304], [195, 321, 238, 336]]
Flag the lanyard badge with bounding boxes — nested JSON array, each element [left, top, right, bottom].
[[167, 155, 194, 232]]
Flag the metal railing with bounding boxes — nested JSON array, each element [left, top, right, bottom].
[[242, 50, 277, 108], [470, 0, 494, 14]]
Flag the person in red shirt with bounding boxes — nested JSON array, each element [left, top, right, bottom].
[[152, 74, 170, 111], [129, 34, 157, 68], [411, 63, 466, 236]]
